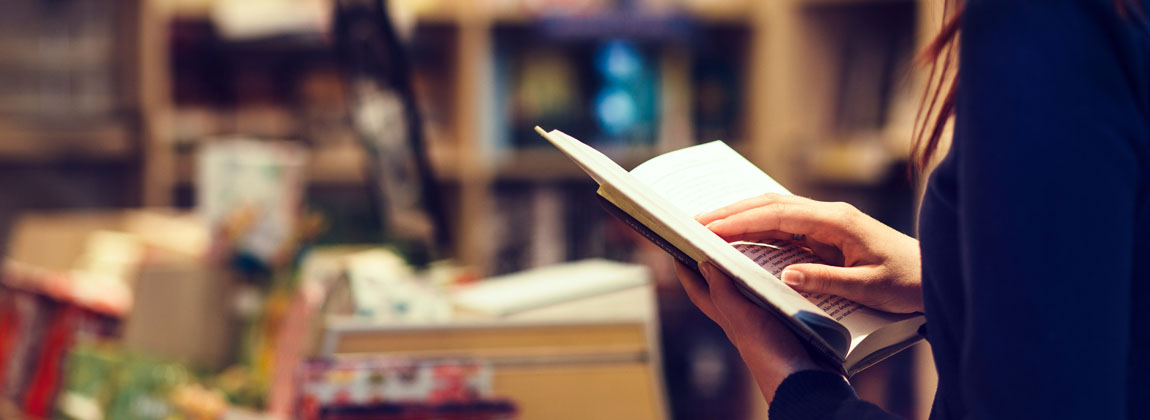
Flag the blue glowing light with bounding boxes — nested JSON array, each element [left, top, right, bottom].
[[595, 40, 642, 83], [595, 86, 638, 135]]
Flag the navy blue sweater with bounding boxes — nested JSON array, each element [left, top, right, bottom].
[[770, 1, 1150, 419]]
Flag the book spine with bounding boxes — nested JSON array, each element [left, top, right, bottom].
[[595, 196, 700, 274]]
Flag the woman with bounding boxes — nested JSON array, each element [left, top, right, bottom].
[[675, 0, 1149, 418]]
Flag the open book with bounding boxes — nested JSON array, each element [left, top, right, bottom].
[[535, 127, 924, 376]]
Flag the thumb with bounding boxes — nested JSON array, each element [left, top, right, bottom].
[[780, 263, 876, 298]]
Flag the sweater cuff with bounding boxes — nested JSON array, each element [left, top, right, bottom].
[[768, 370, 858, 420]]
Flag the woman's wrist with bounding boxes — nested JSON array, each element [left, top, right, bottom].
[[738, 341, 831, 403], [768, 370, 858, 420]]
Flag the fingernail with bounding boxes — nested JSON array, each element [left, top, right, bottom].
[[698, 262, 714, 276], [782, 269, 804, 286]]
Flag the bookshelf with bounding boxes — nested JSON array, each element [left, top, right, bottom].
[[0, 0, 942, 272], [0, 0, 159, 165], [380, 0, 941, 275], [150, 0, 939, 263], [0, 0, 172, 255]]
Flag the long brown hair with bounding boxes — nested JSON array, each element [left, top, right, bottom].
[[911, 0, 1146, 173]]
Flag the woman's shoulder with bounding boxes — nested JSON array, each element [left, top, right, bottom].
[[964, 0, 1150, 32], [965, 0, 1144, 10], [960, 0, 1150, 146]]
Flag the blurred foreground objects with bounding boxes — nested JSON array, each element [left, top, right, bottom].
[[296, 357, 515, 420], [452, 259, 648, 316], [198, 139, 310, 271], [0, 264, 122, 419], [314, 255, 667, 420], [53, 341, 284, 420]]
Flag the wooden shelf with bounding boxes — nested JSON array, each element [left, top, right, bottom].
[[173, 142, 366, 186], [486, 147, 660, 181], [421, 144, 666, 182], [406, 0, 757, 25], [800, 0, 918, 7], [675, 0, 755, 23], [0, 121, 134, 161], [171, 140, 481, 186]]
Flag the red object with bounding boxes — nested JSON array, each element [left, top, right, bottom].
[[0, 292, 24, 395], [22, 304, 78, 418]]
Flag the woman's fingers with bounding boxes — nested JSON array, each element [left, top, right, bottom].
[[781, 263, 879, 301], [697, 195, 923, 313], [696, 194, 860, 264], [698, 262, 758, 347], [725, 230, 846, 265], [700, 263, 762, 324], [674, 261, 721, 322], [700, 262, 813, 367], [704, 201, 856, 248], [694, 263, 826, 402], [695, 193, 809, 226]]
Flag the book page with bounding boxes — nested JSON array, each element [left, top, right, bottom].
[[453, 259, 648, 316], [630, 141, 788, 217], [630, 141, 906, 350], [732, 241, 897, 351]]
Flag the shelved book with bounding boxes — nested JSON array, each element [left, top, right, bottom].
[[534, 126, 924, 376]]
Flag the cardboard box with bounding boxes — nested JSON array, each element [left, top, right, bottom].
[[5, 210, 237, 369]]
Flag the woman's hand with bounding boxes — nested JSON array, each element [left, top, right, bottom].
[[698, 193, 924, 314], [675, 261, 832, 402]]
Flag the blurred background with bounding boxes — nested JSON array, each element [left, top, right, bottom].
[[0, 0, 941, 419]]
